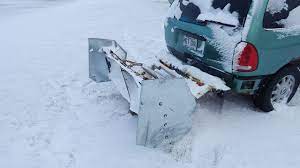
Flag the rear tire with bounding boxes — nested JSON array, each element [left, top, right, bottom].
[[254, 65, 300, 112]]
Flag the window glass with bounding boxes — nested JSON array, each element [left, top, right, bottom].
[[264, 0, 300, 29], [178, 0, 252, 26], [212, 0, 252, 24]]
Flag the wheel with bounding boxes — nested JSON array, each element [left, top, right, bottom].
[[254, 65, 300, 112]]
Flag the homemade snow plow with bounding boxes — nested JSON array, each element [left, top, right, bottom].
[[89, 38, 229, 149]]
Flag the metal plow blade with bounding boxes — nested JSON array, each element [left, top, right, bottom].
[[88, 38, 223, 149], [137, 78, 195, 149]]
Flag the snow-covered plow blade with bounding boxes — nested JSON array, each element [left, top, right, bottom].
[[89, 38, 229, 149]]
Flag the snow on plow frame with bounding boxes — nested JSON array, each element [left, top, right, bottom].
[[88, 38, 228, 149]]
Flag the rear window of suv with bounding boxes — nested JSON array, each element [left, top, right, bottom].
[[178, 0, 253, 27], [263, 0, 300, 29]]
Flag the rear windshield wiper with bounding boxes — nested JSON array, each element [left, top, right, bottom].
[[196, 19, 237, 28]]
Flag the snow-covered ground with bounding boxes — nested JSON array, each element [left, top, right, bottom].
[[0, 0, 300, 168], [0, 0, 71, 20]]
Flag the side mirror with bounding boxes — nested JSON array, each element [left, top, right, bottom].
[[168, 0, 175, 4]]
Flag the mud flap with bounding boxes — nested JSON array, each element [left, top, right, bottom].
[[136, 78, 196, 149]]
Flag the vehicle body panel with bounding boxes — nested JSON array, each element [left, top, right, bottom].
[[165, 0, 300, 94]]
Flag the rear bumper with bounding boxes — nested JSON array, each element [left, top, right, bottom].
[[167, 46, 233, 83], [167, 46, 264, 95]]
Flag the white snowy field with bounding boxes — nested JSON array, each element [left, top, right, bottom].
[[0, 0, 300, 168], [0, 0, 71, 19]]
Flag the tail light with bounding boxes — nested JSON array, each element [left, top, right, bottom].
[[233, 42, 258, 72]]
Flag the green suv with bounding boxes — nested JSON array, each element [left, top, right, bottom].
[[165, 0, 300, 112]]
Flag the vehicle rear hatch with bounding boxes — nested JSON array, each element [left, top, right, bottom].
[[167, 0, 253, 73]]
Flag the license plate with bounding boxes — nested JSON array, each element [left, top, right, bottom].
[[183, 35, 197, 50]]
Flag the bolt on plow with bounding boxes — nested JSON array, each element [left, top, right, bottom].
[[89, 38, 229, 149]]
